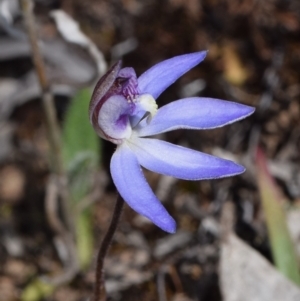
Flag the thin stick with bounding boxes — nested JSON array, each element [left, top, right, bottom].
[[19, 0, 73, 234], [44, 175, 79, 285], [93, 194, 124, 301]]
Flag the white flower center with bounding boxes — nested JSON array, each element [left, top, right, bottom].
[[138, 94, 158, 123]]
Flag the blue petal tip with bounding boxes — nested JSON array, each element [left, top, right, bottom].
[[155, 217, 177, 233]]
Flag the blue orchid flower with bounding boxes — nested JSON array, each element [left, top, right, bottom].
[[89, 51, 254, 233]]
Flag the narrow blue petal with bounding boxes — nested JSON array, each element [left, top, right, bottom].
[[110, 144, 176, 233], [138, 51, 207, 99], [128, 138, 245, 180], [136, 97, 255, 137]]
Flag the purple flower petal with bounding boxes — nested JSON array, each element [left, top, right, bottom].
[[138, 51, 207, 99], [98, 95, 133, 142], [129, 138, 245, 180], [136, 97, 255, 137], [110, 144, 176, 233], [90, 61, 122, 123]]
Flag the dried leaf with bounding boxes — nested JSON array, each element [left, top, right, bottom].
[[50, 10, 107, 76], [220, 233, 300, 301], [222, 43, 249, 85]]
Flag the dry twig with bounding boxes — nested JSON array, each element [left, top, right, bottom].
[[19, 0, 79, 284]]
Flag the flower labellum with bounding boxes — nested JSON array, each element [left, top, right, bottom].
[[89, 52, 255, 233]]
